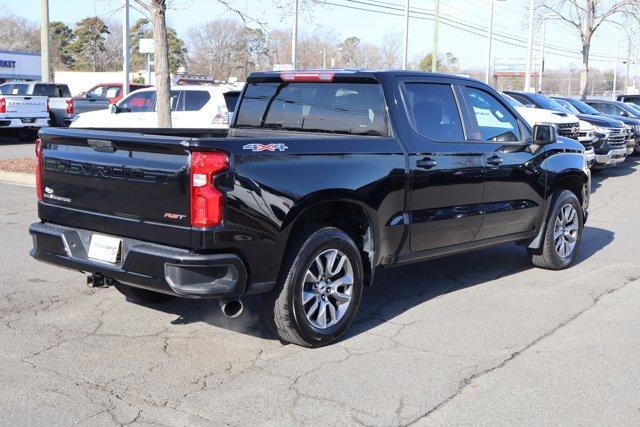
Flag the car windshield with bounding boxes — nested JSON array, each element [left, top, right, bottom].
[[502, 93, 524, 108], [553, 98, 581, 114], [621, 102, 640, 116], [530, 93, 570, 112], [566, 98, 601, 115]]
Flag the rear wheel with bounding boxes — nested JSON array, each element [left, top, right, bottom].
[[528, 190, 583, 270], [114, 283, 175, 304], [263, 226, 364, 347]]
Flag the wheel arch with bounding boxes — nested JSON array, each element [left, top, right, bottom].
[[279, 191, 378, 287]]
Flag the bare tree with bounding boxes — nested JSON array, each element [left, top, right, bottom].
[[188, 19, 247, 80], [0, 11, 39, 52], [380, 32, 401, 69], [538, 0, 640, 99], [133, 0, 260, 127]]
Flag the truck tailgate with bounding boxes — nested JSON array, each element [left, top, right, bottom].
[[38, 128, 194, 248], [2, 96, 48, 118]]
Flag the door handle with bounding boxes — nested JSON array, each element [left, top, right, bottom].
[[487, 155, 504, 166], [416, 158, 437, 169]]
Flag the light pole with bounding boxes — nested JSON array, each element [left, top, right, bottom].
[[292, 0, 299, 68], [122, 0, 130, 96], [432, 0, 440, 72], [613, 36, 620, 100], [524, 0, 535, 91], [485, 0, 506, 85], [40, 0, 50, 82], [403, 0, 410, 70]]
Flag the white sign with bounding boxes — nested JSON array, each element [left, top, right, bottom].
[[0, 51, 41, 80], [494, 58, 540, 73], [139, 38, 155, 54], [273, 64, 294, 71]]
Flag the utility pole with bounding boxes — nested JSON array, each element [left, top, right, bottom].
[[485, 0, 495, 84], [634, 39, 639, 91], [40, 0, 50, 82], [538, 17, 547, 92], [292, 0, 299, 68], [625, 41, 630, 93], [432, 0, 440, 72], [524, 0, 535, 91], [402, 0, 410, 70], [122, 0, 130, 96], [613, 36, 619, 100], [485, 0, 506, 84]]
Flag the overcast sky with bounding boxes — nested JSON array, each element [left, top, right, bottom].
[[1, 0, 630, 72]]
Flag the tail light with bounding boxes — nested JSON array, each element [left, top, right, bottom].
[[212, 112, 229, 125], [35, 138, 44, 201], [65, 99, 74, 115], [190, 151, 228, 227], [0, 97, 6, 114]]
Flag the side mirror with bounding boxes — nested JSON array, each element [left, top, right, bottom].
[[109, 104, 121, 114], [533, 124, 557, 145], [620, 111, 630, 117]]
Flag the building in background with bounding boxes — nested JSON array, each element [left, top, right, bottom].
[[0, 50, 41, 83]]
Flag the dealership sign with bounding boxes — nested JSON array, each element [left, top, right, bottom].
[[0, 59, 16, 69], [0, 51, 41, 80]]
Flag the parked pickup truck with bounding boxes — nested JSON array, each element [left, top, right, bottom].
[[73, 83, 151, 116], [0, 81, 74, 127], [30, 70, 590, 347], [0, 93, 48, 140]]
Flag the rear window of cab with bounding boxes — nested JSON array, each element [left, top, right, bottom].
[[235, 82, 389, 137]]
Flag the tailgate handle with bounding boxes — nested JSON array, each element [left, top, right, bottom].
[[87, 139, 116, 153]]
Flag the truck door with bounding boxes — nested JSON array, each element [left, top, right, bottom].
[[400, 80, 485, 252], [458, 84, 546, 241]]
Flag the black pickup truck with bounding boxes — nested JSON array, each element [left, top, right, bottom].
[[30, 70, 590, 347]]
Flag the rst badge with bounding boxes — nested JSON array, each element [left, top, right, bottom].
[[242, 143, 288, 152]]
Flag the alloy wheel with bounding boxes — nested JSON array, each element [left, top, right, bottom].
[[301, 249, 354, 329], [554, 203, 579, 258]]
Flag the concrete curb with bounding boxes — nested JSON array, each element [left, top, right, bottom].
[[0, 171, 35, 188]]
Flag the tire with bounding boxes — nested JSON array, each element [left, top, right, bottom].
[[528, 190, 583, 270], [114, 283, 175, 304], [15, 129, 36, 142], [263, 226, 364, 347]]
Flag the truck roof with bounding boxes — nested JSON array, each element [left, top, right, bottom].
[[246, 69, 483, 84]]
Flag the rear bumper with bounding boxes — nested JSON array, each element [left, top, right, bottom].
[[0, 118, 49, 128], [29, 222, 253, 298]]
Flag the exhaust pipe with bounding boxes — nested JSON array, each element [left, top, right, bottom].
[[219, 299, 243, 318]]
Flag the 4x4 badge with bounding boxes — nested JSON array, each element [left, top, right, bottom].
[[243, 143, 288, 152]]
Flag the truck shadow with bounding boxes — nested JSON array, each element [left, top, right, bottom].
[[148, 226, 614, 343], [591, 157, 639, 193]]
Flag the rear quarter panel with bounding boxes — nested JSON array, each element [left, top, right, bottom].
[[194, 135, 408, 284]]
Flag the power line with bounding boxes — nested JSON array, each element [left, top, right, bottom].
[[318, 0, 619, 64], [341, 0, 617, 61]]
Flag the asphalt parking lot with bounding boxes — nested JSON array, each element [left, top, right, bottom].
[[0, 134, 34, 159], [1, 139, 639, 425]]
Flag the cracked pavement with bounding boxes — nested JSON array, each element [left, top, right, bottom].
[[1, 146, 639, 425]]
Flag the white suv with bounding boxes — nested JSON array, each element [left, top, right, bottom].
[[70, 85, 241, 129]]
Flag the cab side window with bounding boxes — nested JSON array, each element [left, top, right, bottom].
[[403, 83, 464, 141], [119, 91, 155, 112], [462, 87, 522, 142]]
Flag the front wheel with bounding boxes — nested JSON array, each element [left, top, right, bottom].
[[263, 227, 364, 347], [528, 190, 584, 270]]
